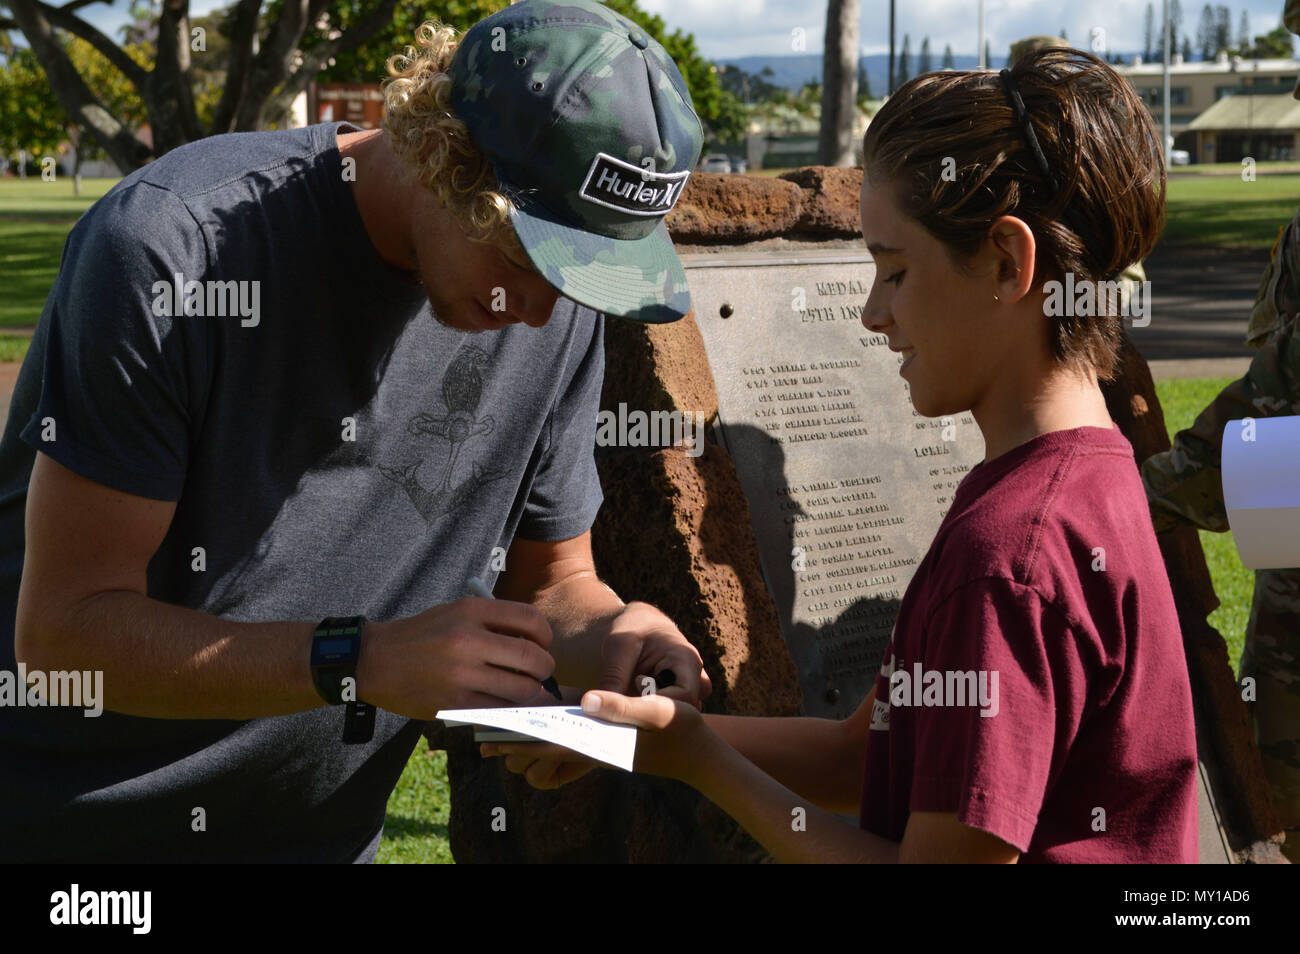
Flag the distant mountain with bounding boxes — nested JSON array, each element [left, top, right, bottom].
[[717, 51, 1138, 98]]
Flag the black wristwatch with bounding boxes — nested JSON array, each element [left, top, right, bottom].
[[311, 616, 375, 744]]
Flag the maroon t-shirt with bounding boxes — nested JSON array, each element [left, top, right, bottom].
[[858, 425, 1198, 862]]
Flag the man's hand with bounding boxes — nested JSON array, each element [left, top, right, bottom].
[[598, 601, 712, 706], [496, 533, 712, 707], [359, 597, 556, 720], [482, 689, 709, 789]]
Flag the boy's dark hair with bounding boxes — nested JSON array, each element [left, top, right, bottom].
[[862, 47, 1166, 381]]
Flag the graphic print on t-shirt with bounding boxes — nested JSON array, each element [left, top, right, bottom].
[[378, 344, 509, 523]]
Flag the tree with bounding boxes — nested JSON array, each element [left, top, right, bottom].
[[918, 36, 930, 74], [1144, 3, 1154, 60], [983, 38, 991, 69], [818, 0, 858, 166], [1181, 36, 1192, 62], [1238, 10, 1251, 53], [0, 47, 65, 163], [310, 1, 499, 85], [1196, 3, 1215, 59], [1059, 28, 1067, 41], [941, 42, 954, 70], [0, 35, 152, 191], [856, 60, 871, 101], [898, 33, 910, 84], [717, 64, 781, 104], [0, 0, 409, 171], [1154, 0, 1183, 60], [796, 79, 821, 116], [1251, 25, 1295, 59], [1214, 5, 1232, 54]]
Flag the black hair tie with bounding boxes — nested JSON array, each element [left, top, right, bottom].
[[1000, 69, 1059, 193]]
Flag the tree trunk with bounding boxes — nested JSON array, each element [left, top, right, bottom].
[[6, 0, 152, 172], [819, 0, 859, 166]]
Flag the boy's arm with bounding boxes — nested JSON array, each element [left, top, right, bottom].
[[702, 687, 876, 815], [685, 723, 899, 863], [692, 743, 1017, 862], [499, 691, 1016, 863]]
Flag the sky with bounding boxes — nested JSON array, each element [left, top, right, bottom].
[[67, 0, 1294, 62]]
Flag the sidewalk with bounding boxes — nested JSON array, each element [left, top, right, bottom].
[[0, 363, 19, 426], [1132, 244, 1265, 363]]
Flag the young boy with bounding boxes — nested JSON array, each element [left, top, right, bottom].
[[487, 48, 1198, 863]]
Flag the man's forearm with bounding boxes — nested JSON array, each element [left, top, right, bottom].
[[18, 589, 323, 719], [523, 571, 624, 688]]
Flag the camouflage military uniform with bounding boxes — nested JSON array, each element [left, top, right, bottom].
[[1141, 205, 1300, 861]]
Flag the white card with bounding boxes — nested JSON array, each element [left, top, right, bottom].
[[437, 706, 637, 771]]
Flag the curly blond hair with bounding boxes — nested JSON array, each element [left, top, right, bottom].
[[382, 21, 520, 249]]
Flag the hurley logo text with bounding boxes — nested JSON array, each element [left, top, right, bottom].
[[578, 153, 689, 217]]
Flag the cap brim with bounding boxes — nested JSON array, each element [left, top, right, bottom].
[[507, 193, 691, 324]]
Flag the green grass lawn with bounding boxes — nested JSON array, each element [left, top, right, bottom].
[[377, 743, 453, 864], [0, 177, 119, 331], [1161, 172, 1300, 250], [0, 333, 31, 363], [0, 176, 119, 216], [0, 221, 79, 329]]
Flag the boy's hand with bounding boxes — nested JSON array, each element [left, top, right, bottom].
[[481, 689, 708, 789]]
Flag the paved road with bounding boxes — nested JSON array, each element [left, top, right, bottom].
[[1133, 244, 1266, 363]]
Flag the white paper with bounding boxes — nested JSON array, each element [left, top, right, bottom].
[[436, 706, 637, 771], [1221, 415, 1300, 569]]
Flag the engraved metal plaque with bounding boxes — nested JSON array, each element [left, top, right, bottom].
[[685, 250, 986, 719]]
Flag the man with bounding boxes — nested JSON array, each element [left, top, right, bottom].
[[1140, 0, 1300, 863], [0, 0, 708, 861]]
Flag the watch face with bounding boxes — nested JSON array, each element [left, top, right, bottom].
[[316, 637, 356, 659]]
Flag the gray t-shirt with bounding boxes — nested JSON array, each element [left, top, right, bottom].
[[0, 122, 605, 861]]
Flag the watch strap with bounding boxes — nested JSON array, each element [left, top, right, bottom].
[[311, 616, 375, 744]]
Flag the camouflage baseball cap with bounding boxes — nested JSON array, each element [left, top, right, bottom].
[[449, 0, 704, 323]]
